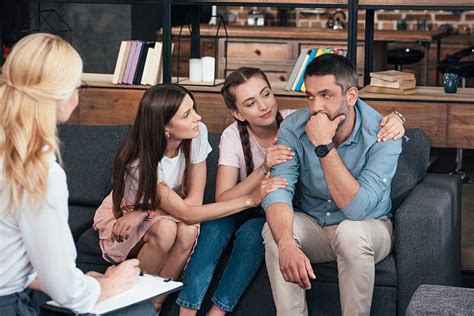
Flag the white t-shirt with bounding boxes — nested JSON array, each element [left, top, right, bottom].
[[218, 109, 295, 181], [125, 122, 212, 200], [0, 154, 100, 313]]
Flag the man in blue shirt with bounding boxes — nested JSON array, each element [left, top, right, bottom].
[[262, 54, 402, 316]]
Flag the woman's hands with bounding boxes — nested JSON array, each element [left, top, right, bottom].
[[262, 138, 294, 173], [96, 259, 141, 302], [248, 172, 288, 207], [111, 211, 147, 243], [377, 111, 406, 142]]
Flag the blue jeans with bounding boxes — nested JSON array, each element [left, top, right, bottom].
[[176, 207, 266, 312]]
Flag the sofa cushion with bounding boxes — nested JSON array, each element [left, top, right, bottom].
[[58, 125, 131, 206], [68, 205, 97, 241], [76, 227, 102, 256], [390, 128, 430, 211]]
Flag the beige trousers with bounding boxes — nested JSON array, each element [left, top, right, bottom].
[[262, 212, 393, 316]]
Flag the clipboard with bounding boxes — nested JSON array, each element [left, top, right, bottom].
[[43, 274, 183, 315]]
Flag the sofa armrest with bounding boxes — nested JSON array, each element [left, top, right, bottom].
[[394, 173, 462, 313]]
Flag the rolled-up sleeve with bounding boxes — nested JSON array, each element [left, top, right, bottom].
[[19, 164, 100, 313], [340, 138, 402, 220], [262, 126, 301, 211]]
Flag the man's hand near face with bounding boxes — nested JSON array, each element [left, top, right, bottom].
[[305, 113, 346, 147]]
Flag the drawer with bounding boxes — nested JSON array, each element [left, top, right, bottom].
[[227, 41, 291, 60]]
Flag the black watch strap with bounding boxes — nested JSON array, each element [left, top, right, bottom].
[[314, 142, 335, 158]]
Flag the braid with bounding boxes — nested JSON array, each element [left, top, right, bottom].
[[276, 110, 283, 127], [237, 121, 254, 176], [221, 67, 274, 177]]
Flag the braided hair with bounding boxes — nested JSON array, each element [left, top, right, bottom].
[[221, 67, 283, 176]]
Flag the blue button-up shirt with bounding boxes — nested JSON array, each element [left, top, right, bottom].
[[262, 99, 402, 226]]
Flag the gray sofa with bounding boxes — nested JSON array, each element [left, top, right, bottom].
[[58, 125, 462, 316]]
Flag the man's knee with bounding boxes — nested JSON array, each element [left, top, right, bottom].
[[333, 220, 373, 259]]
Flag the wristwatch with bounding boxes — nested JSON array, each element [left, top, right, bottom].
[[314, 142, 335, 158], [392, 111, 406, 123]]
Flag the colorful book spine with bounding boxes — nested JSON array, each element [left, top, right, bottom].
[[126, 41, 143, 84]]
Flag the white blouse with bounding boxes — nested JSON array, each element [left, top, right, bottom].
[[0, 154, 100, 313]]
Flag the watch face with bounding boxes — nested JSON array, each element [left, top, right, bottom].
[[315, 145, 328, 157]]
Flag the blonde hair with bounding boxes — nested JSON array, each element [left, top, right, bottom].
[[0, 33, 83, 217]]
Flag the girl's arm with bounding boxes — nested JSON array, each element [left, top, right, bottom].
[[215, 164, 265, 202], [377, 111, 406, 141], [183, 160, 206, 206], [158, 173, 287, 225], [216, 142, 293, 202]]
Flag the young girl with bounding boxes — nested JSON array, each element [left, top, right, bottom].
[[177, 67, 406, 315], [93, 84, 286, 309], [0, 33, 152, 315]]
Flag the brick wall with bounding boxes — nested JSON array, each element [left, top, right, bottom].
[[223, 7, 473, 34]]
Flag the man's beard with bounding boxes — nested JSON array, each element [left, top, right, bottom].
[[331, 99, 350, 130]]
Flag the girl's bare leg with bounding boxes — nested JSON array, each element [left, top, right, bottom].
[[136, 218, 178, 274], [155, 223, 199, 308]]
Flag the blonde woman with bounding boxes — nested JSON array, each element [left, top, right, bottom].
[[0, 33, 154, 315]]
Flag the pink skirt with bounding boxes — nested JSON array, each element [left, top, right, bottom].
[[93, 192, 199, 263]]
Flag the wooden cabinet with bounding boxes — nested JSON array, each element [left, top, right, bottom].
[[73, 82, 474, 149]]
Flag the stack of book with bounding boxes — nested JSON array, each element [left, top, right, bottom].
[[286, 48, 347, 92], [112, 41, 171, 86], [365, 70, 417, 95]]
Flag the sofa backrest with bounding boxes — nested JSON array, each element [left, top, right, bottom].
[[58, 124, 131, 206], [58, 125, 430, 213], [204, 133, 221, 204], [390, 128, 430, 211]]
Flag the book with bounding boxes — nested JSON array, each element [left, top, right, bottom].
[[364, 85, 418, 95], [45, 274, 183, 315], [295, 48, 318, 92], [133, 41, 154, 85], [113, 41, 132, 84], [141, 45, 156, 85], [123, 41, 140, 84], [126, 41, 143, 84], [291, 51, 311, 91], [370, 70, 415, 82], [370, 77, 416, 90], [286, 48, 309, 91], [146, 42, 163, 85]]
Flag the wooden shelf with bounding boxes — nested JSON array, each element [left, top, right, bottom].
[[173, 0, 347, 5], [174, 25, 447, 43], [359, 0, 474, 7], [360, 86, 474, 103]]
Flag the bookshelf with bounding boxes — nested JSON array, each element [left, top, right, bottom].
[[359, 0, 474, 86], [75, 76, 474, 149]]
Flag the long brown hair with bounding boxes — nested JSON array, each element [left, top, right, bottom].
[[221, 67, 283, 176], [111, 84, 196, 218]]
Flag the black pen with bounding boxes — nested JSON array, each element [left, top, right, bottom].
[[103, 252, 119, 265], [104, 252, 171, 282]]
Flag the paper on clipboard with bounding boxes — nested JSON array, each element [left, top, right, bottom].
[[47, 274, 183, 314]]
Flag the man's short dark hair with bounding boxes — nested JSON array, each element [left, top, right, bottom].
[[304, 53, 359, 93]]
